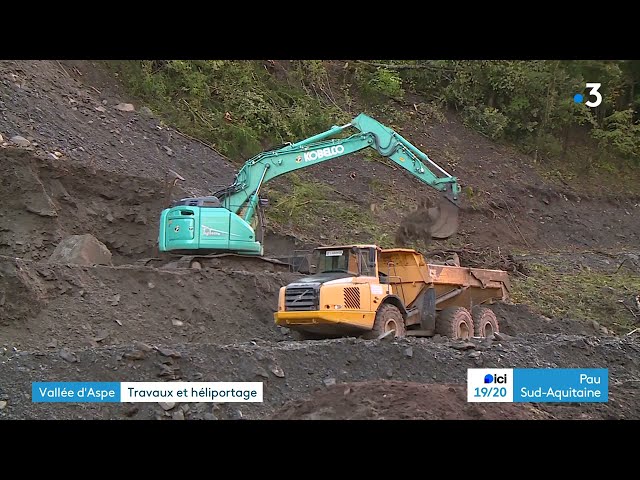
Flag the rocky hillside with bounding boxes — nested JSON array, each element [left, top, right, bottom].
[[0, 60, 639, 421]]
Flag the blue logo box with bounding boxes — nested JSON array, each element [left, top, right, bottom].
[[32, 382, 121, 402], [513, 369, 608, 403]]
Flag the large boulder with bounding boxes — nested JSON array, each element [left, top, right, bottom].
[[47, 234, 112, 266]]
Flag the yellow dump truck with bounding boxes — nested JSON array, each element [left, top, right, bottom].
[[274, 244, 511, 340]]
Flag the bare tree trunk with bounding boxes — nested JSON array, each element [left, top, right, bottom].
[[562, 124, 570, 159], [535, 61, 559, 163]]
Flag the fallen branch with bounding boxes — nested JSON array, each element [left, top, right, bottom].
[[505, 202, 530, 248], [169, 126, 231, 163], [56, 60, 70, 78], [620, 301, 640, 320], [627, 328, 639, 335], [355, 60, 455, 72], [615, 258, 629, 273]]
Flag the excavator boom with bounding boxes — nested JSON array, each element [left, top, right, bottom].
[[158, 113, 461, 255]]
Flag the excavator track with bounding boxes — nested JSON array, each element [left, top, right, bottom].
[[135, 252, 308, 274]]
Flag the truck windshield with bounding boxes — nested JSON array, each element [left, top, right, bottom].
[[312, 248, 359, 276], [311, 247, 376, 277]]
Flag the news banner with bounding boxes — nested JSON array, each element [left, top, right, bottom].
[[32, 382, 263, 402], [467, 368, 608, 402], [30, 369, 607, 404]]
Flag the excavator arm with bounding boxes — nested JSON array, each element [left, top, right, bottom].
[[215, 113, 460, 233], [159, 113, 461, 255]]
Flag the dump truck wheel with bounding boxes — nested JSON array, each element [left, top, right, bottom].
[[365, 304, 406, 339], [435, 307, 473, 340], [472, 306, 499, 337]]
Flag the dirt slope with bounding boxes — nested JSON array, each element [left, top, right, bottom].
[[0, 255, 298, 351], [0, 61, 236, 196], [1, 60, 640, 421], [271, 381, 555, 420], [2, 334, 639, 420], [2, 60, 638, 254]]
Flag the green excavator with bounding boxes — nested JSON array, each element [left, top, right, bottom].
[[157, 113, 461, 258]]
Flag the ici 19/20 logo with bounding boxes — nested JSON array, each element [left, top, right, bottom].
[[484, 373, 508, 384]]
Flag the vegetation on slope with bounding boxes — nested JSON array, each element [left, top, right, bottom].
[[107, 60, 640, 169], [107, 60, 640, 327], [511, 263, 640, 334]]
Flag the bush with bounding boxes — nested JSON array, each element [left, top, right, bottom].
[[590, 109, 640, 164], [461, 106, 509, 140], [105, 60, 344, 160]]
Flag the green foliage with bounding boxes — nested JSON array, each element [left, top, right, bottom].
[[354, 64, 404, 101], [413, 101, 446, 123], [105, 60, 344, 160], [264, 174, 384, 245], [512, 263, 640, 334], [369, 68, 404, 99], [461, 105, 509, 140], [109, 58, 639, 182], [590, 109, 640, 163], [392, 59, 640, 167]]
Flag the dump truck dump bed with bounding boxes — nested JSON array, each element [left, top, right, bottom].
[[378, 248, 510, 311]]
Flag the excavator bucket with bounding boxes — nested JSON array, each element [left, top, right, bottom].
[[395, 195, 460, 247], [427, 196, 460, 239]]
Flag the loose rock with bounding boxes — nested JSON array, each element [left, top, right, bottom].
[[172, 410, 185, 420], [159, 402, 176, 411], [10, 135, 31, 147], [123, 349, 146, 360], [451, 342, 476, 351], [59, 349, 78, 363], [133, 341, 153, 352], [48, 234, 112, 266], [323, 377, 336, 387], [156, 345, 182, 358], [114, 103, 135, 112], [493, 332, 513, 342]]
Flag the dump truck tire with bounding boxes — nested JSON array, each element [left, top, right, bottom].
[[435, 307, 473, 340], [364, 304, 406, 339], [472, 306, 499, 337]]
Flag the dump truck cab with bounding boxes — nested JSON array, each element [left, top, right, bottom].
[[275, 245, 392, 337], [275, 244, 511, 341]]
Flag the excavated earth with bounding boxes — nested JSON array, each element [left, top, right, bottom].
[[1, 60, 640, 420]]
